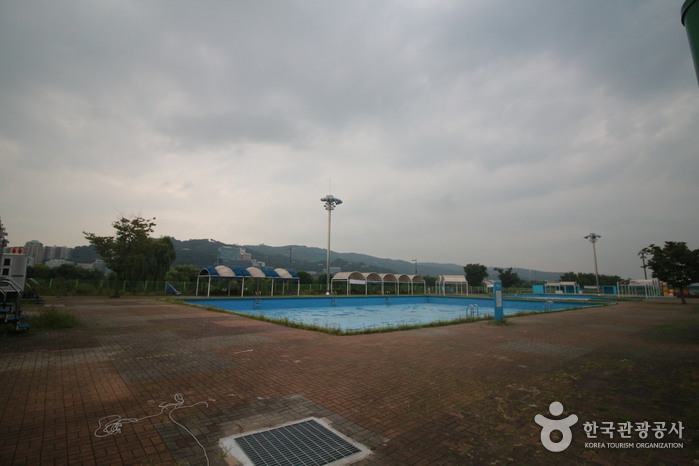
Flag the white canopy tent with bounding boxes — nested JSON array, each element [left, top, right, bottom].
[[331, 271, 426, 295], [436, 275, 468, 295], [617, 278, 662, 298]]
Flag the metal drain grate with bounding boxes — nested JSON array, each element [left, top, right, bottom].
[[226, 418, 369, 466]]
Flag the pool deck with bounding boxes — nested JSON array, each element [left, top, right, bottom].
[[0, 297, 696, 464]]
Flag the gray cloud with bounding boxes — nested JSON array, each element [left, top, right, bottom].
[[1, 1, 697, 277]]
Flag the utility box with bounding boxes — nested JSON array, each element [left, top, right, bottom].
[[1, 247, 29, 291]]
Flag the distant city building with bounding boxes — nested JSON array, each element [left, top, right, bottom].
[[76, 260, 109, 274], [45, 259, 72, 268], [43, 246, 73, 262], [24, 240, 44, 266], [217, 246, 252, 263], [90, 260, 109, 274], [251, 258, 266, 268], [217, 246, 266, 268]]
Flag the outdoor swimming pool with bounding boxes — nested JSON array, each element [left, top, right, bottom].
[[184, 295, 603, 332]]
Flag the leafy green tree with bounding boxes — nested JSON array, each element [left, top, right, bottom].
[[26, 264, 53, 279], [27, 264, 104, 280], [560, 272, 625, 287], [640, 241, 699, 304], [70, 244, 99, 263], [53, 264, 105, 280], [316, 273, 332, 286], [463, 263, 489, 286], [141, 236, 176, 281], [296, 271, 314, 285], [84, 216, 176, 297], [422, 275, 437, 287], [494, 267, 521, 288], [165, 265, 200, 283]]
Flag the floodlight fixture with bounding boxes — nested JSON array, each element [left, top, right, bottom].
[[321, 194, 342, 294], [584, 232, 601, 293]]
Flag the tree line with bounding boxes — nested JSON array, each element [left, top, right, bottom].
[[30, 216, 699, 301], [460, 264, 625, 288]]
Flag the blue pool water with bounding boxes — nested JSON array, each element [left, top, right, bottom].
[[184, 296, 601, 331]]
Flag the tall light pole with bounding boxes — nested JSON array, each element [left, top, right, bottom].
[[321, 194, 342, 295], [638, 249, 648, 280], [0, 218, 6, 272], [411, 259, 417, 274], [584, 232, 601, 294]]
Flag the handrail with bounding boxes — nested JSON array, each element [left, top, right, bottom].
[[0, 276, 24, 325], [466, 303, 480, 318], [0, 277, 22, 294]]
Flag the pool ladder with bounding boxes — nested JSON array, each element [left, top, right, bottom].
[[254, 298, 262, 309], [544, 300, 554, 311], [466, 304, 480, 318]]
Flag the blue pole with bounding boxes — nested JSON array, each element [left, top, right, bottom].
[[493, 280, 504, 322]]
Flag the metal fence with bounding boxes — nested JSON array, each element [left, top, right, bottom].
[[29, 278, 534, 298]]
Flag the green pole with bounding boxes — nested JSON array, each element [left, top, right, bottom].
[[682, 0, 699, 84]]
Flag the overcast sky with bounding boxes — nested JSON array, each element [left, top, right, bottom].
[[1, 1, 698, 278]]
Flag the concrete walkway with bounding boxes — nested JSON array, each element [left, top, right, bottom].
[[0, 297, 696, 464]]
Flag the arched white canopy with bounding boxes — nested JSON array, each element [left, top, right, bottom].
[[196, 266, 300, 297], [331, 271, 427, 295]]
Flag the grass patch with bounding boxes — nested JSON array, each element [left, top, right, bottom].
[[645, 320, 699, 344], [221, 309, 494, 335], [30, 306, 81, 330], [487, 318, 513, 326], [0, 305, 81, 337], [643, 303, 699, 344]]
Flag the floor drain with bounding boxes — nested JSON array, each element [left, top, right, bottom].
[[220, 417, 371, 466]]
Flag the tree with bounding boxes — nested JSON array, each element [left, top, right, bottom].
[[316, 273, 331, 286], [296, 271, 314, 285], [463, 263, 489, 287], [559, 272, 622, 287], [494, 267, 521, 288], [165, 265, 200, 283], [27, 264, 105, 280], [84, 216, 176, 297], [640, 241, 699, 304]]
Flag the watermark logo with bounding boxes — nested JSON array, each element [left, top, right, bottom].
[[534, 401, 578, 452], [534, 401, 685, 452]]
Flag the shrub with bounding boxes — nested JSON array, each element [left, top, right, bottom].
[[31, 307, 81, 330]]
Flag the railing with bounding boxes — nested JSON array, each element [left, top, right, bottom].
[[466, 303, 480, 318], [0, 277, 29, 330], [23, 279, 397, 297]]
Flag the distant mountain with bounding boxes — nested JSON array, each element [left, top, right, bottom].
[[242, 243, 563, 281], [71, 238, 564, 281], [171, 238, 227, 268]]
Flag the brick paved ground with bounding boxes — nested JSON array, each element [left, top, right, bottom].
[[0, 297, 696, 465]]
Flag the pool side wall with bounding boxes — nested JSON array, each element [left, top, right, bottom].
[[183, 295, 599, 313]]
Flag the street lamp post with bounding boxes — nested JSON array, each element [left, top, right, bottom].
[[639, 250, 648, 280], [412, 259, 417, 275], [321, 194, 342, 295], [584, 232, 601, 294]]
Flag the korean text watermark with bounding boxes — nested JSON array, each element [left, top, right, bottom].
[[535, 401, 685, 452]]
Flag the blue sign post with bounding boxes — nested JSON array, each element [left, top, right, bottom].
[[493, 280, 504, 323]]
